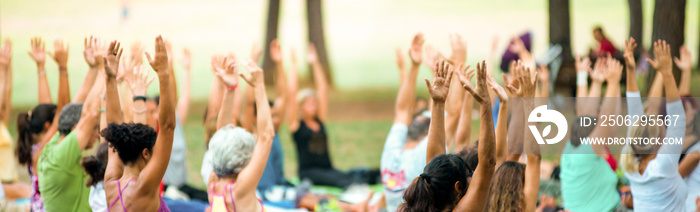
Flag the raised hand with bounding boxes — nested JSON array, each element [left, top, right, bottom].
[[83, 36, 103, 68], [0, 41, 11, 72], [575, 54, 592, 73], [125, 65, 155, 96], [145, 35, 170, 75], [409, 33, 424, 66], [423, 44, 441, 69], [395, 47, 406, 72], [424, 60, 453, 102], [454, 63, 474, 88], [270, 39, 283, 63], [448, 33, 467, 64], [674, 45, 691, 72], [623, 38, 638, 70], [605, 58, 623, 83], [590, 57, 607, 83], [130, 41, 144, 66], [48, 38, 69, 68], [249, 43, 262, 63], [488, 76, 507, 103], [213, 56, 238, 87], [103, 41, 123, 78], [537, 64, 550, 83], [462, 60, 490, 104], [28, 37, 46, 67], [307, 43, 319, 65], [647, 40, 673, 75], [240, 58, 264, 87], [506, 62, 537, 98], [181, 48, 191, 71]]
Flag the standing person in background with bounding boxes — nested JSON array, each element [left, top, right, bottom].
[[287, 43, 379, 189], [589, 26, 618, 58]]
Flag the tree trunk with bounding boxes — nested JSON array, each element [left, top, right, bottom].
[[647, 0, 686, 93], [306, 0, 333, 86], [628, 0, 643, 59], [262, 0, 280, 86], [549, 0, 575, 95]]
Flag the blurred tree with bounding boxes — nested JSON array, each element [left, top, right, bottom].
[[646, 0, 685, 93], [262, 0, 280, 85], [549, 0, 575, 95], [628, 0, 643, 59], [307, 0, 334, 86]]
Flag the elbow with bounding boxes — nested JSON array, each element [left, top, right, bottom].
[[160, 116, 177, 131]]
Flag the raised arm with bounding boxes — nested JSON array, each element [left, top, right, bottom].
[[103, 41, 124, 125], [140, 36, 176, 189], [270, 40, 288, 131], [488, 76, 509, 167], [0, 42, 11, 124], [207, 55, 225, 129], [394, 35, 423, 125], [286, 51, 300, 132], [74, 78, 101, 150], [214, 57, 238, 130], [579, 58, 606, 117], [28, 37, 52, 104], [395, 47, 406, 88], [308, 43, 329, 122], [176, 48, 191, 124], [674, 45, 692, 95], [588, 58, 623, 156], [453, 65, 475, 150], [623, 38, 639, 93], [49, 38, 71, 110], [445, 34, 468, 147], [74, 36, 102, 102], [574, 54, 591, 103], [235, 59, 275, 198], [425, 60, 454, 162], [516, 64, 540, 212], [647, 40, 681, 103], [455, 61, 496, 212]]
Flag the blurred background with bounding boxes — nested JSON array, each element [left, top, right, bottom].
[[2, 0, 699, 188]]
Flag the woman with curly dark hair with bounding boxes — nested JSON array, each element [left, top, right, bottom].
[[102, 36, 176, 212]]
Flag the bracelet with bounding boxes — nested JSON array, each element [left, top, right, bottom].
[[225, 84, 238, 91], [133, 96, 147, 102], [98, 109, 106, 113], [133, 107, 147, 114], [576, 71, 588, 86], [59, 71, 68, 77], [38, 71, 46, 76]]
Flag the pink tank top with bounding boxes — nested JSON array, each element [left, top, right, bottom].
[[108, 179, 170, 212]]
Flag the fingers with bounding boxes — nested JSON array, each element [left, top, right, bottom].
[[424, 78, 432, 91], [463, 84, 484, 103], [239, 72, 254, 86], [145, 52, 153, 64], [646, 58, 657, 68]]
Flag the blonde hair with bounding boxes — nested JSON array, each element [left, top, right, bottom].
[[621, 123, 662, 173], [296, 88, 317, 104]]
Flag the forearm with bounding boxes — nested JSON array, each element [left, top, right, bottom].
[[679, 69, 691, 95], [626, 66, 639, 92], [255, 85, 274, 139], [477, 102, 495, 167], [662, 71, 680, 102], [495, 100, 508, 166], [37, 65, 52, 104], [206, 79, 223, 122], [2, 67, 11, 124], [231, 83, 244, 126], [426, 102, 446, 162], [105, 76, 123, 124], [0, 71, 8, 123], [57, 67, 71, 110], [176, 72, 190, 123], [454, 93, 473, 150], [445, 78, 466, 146], [158, 72, 176, 130], [72, 67, 99, 102], [217, 89, 235, 130], [242, 86, 255, 132], [648, 72, 663, 98], [394, 64, 419, 125], [120, 83, 134, 123], [522, 99, 540, 212], [311, 62, 328, 119]]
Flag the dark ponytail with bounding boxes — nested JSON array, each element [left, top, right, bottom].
[[15, 104, 56, 165], [82, 142, 109, 187], [399, 154, 470, 212], [16, 113, 33, 165]]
